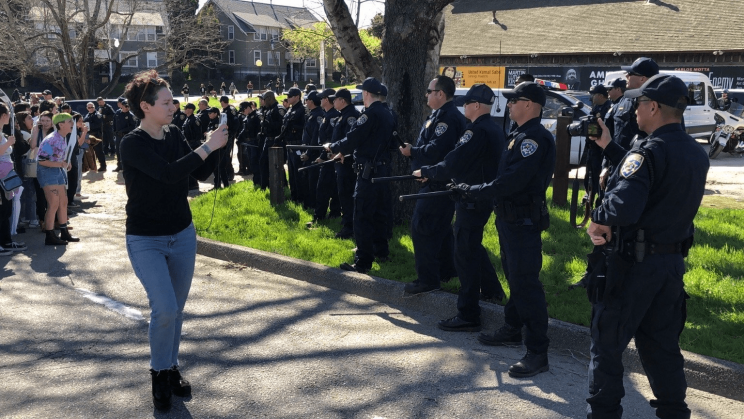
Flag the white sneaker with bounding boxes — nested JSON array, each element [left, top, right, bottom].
[[29, 220, 40, 228]]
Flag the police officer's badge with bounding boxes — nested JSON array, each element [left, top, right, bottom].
[[278, 108, 286, 116], [180, 114, 185, 120], [521, 139, 538, 157], [317, 116, 323, 124], [348, 117, 357, 126], [195, 119, 200, 126], [508, 139, 515, 150], [458, 130, 473, 145], [425, 119, 432, 129], [621, 153, 644, 178], [357, 114, 368, 125], [435, 122, 448, 136]]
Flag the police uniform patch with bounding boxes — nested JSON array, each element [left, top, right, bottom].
[[621, 153, 644, 178], [357, 114, 368, 125], [435, 122, 448, 136], [195, 119, 200, 126], [180, 114, 185, 120], [278, 108, 286, 116], [317, 116, 323, 124], [348, 117, 357, 126], [231, 108, 237, 116], [520, 139, 538, 157], [458, 130, 473, 145]]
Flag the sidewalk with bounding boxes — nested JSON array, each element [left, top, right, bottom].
[[1, 158, 742, 418]]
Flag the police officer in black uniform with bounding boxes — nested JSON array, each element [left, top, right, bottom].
[[113, 100, 137, 172], [414, 84, 506, 331], [307, 89, 341, 226], [97, 97, 116, 157], [455, 82, 555, 378], [601, 78, 627, 149], [584, 84, 612, 202], [84, 102, 106, 171], [180, 102, 203, 190], [302, 90, 323, 210], [219, 96, 240, 180], [399, 75, 465, 295], [196, 99, 211, 136], [171, 99, 186, 128], [242, 101, 261, 176], [327, 88, 359, 238], [258, 91, 285, 190], [325, 78, 394, 274], [235, 101, 253, 175], [278, 87, 306, 203], [586, 74, 709, 419]]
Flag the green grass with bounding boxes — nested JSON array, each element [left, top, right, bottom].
[[191, 181, 744, 364]]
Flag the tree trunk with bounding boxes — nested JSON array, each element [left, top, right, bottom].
[[382, 2, 449, 223], [322, 0, 380, 80]]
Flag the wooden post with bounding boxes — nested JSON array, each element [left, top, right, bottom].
[[268, 147, 285, 205], [553, 114, 573, 206]]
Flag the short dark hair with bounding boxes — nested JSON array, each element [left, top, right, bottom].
[[0, 102, 8, 116], [124, 70, 170, 119], [60, 103, 71, 112], [220, 95, 229, 103], [39, 100, 56, 113], [30, 104, 39, 116], [433, 75, 456, 99]]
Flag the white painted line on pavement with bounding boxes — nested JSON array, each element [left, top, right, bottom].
[[75, 288, 145, 321]]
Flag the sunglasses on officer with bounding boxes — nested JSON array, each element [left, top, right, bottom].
[[633, 97, 654, 109], [506, 97, 531, 105]]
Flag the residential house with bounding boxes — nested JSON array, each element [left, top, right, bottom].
[[204, 0, 322, 87]]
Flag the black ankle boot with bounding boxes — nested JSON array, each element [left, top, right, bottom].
[[169, 366, 192, 397], [59, 226, 80, 242], [44, 230, 67, 246], [150, 369, 172, 411]]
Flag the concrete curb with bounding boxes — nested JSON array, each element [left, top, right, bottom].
[[197, 236, 744, 402]]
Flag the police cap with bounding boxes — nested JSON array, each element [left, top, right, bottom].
[[43, 90, 52, 95], [454, 83, 497, 106], [208, 106, 221, 114], [625, 74, 689, 110], [380, 84, 388, 97], [605, 78, 627, 90], [117, 97, 126, 103], [306, 91, 320, 105], [318, 89, 336, 100], [589, 84, 608, 96], [184, 103, 196, 110], [329, 88, 352, 103], [503, 82, 546, 106], [621, 57, 659, 78], [356, 77, 384, 95], [286, 87, 302, 98], [121, 100, 129, 107], [305, 84, 317, 93]]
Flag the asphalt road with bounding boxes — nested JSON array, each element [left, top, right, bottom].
[[1, 155, 743, 418]]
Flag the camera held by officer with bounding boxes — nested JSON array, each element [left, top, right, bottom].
[[567, 111, 602, 138]]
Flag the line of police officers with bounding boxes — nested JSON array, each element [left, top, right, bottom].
[[166, 63, 706, 417]]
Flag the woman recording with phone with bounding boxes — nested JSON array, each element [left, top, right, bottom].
[[120, 70, 228, 412]]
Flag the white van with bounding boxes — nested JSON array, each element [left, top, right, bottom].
[[604, 70, 742, 139], [453, 87, 590, 165]]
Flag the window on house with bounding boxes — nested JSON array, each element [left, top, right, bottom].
[[306, 58, 316, 67], [228, 25, 234, 40], [268, 51, 280, 65], [229, 50, 235, 64], [271, 28, 279, 41], [254, 27, 267, 41], [147, 52, 157, 68], [146, 27, 156, 41], [120, 52, 138, 67], [254, 50, 261, 65]]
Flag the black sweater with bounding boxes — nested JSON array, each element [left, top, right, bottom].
[[120, 125, 213, 236]]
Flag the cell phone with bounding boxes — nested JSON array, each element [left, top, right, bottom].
[[587, 122, 602, 137], [219, 112, 227, 126], [84, 122, 90, 130]]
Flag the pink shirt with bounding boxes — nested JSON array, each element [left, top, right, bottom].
[[38, 131, 67, 162]]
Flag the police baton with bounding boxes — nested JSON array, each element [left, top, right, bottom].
[[297, 155, 349, 172], [371, 175, 418, 184], [398, 190, 456, 202], [286, 145, 326, 150]]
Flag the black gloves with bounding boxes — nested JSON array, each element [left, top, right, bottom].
[[447, 182, 472, 201]]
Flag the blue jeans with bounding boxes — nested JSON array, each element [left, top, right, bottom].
[[20, 177, 37, 222], [126, 223, 196, 371]]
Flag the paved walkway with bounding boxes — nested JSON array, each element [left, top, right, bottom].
[[1, 159, 742, 418]]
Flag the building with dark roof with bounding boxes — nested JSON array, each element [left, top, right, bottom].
[[204, 0, 322, 85], [440, 0, 744, 90]]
